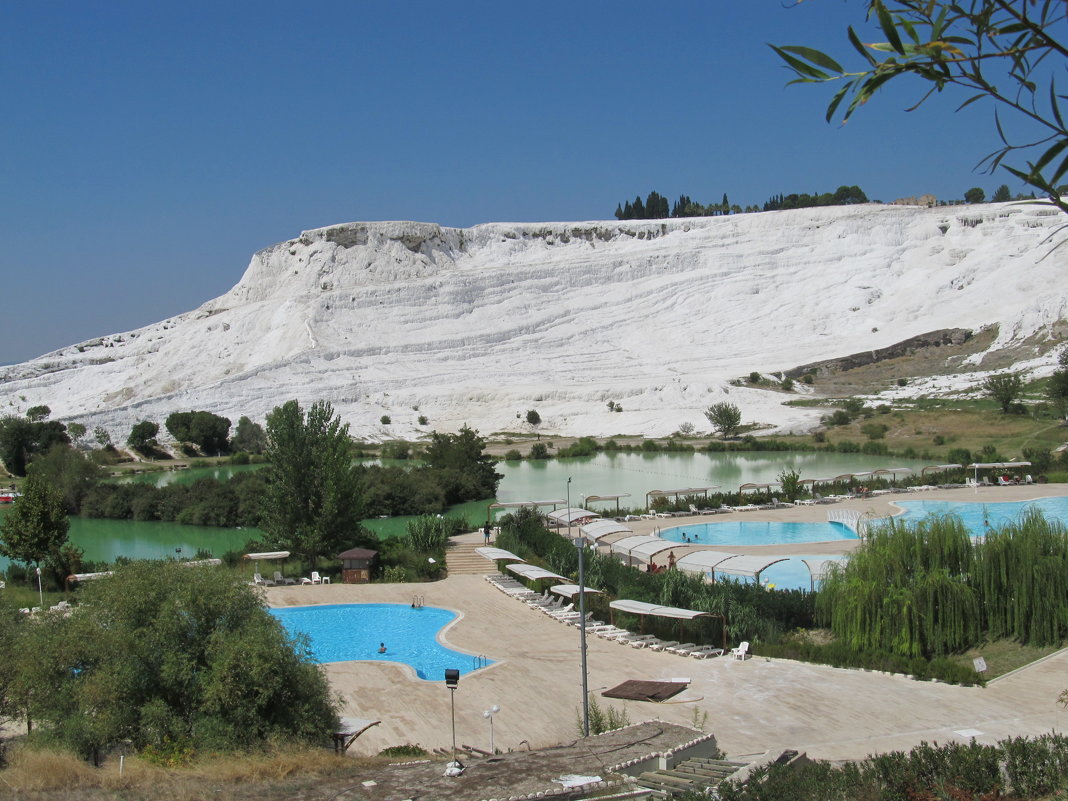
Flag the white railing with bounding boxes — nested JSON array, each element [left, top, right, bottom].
[[827, 509, 866, 537]]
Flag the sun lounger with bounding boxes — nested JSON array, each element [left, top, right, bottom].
[[614, 633, 656, 645], [273, 571, 297, 586], [665, 643, 698, 655], [253, 572, 276, 587], [690, 646, 726, 659], [647, 640, 680, 652], [595, 627, 631, 639], [546, 603, 575, 619]]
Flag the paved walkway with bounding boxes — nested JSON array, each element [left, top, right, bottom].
[[266, 485, 1068, 761]]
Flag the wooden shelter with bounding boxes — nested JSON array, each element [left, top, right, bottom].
[[337, 547, 378, 584]]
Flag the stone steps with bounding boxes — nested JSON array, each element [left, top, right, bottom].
[[636, 758, 749, 797], [446, 542, 489, 575]]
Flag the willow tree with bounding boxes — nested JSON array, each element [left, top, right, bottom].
[[973, 508, 1068, 645], [818, 515, 978, 657]]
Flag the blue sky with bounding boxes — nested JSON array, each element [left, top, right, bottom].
[[1, 1, 1016, 364]]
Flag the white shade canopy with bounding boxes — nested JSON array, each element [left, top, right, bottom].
[[967, 462, 1031, 469], [506, 563, 567, 582], [921, 464, 963, 474], [550, 584, 604, 599], [580, 519, 632, 541], [546, 508, 601, 525], [673, 550, 740, 572], [474, 547, 526, 562], [713, 554, 789, 578], [873, 467, 913, 477], [610, 599, 709, 620], [802, 557, 844, 583], [610, 535, 677, 559], [244, 551, 291, 561]]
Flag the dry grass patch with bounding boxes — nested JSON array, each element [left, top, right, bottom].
[[0, 743, 361, 800]]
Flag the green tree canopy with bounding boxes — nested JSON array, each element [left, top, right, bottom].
[[983, 371, 1024, 413], [421, 425, 502, 504], [991, 183, 1013, 203], [0, 474, 70, 573], [261, 400, 363, 568], [11, 561, 338, 760], [26, 443, 104, 513], [127, 420, 159, 451], [0, 416, 71, 476], [25, 405, 51, 422], [231, 415, 267, 454], [705, 402, 743, 438], [166, 411, 231, 454], [964, 186, 986, 204]]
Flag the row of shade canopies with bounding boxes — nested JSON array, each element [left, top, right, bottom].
[[488, 466, 984, 526], [477, 526, 840, 589]]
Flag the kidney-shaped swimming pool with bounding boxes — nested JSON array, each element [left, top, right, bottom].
[[270, 603, 491, 681]]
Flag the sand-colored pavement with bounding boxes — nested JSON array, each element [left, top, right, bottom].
[[266, 484, 1068, 762]]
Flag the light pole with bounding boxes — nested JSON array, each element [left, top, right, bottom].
[[35, 566, 43, 609], [566, 476, 572, 541], [444, 669, 459, 764], [576, 534, 590, 737], [483, 704, 500, 754]]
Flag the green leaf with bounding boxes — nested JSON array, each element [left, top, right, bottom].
[[1048, 150, 1068, 185], [826, 84, 851, 123], [1032, 138, 1068, 176], [955, 93, 987, 112], [874, 1, 906, 55], [769, 45, 831, 81], [778, 45, 843, 74], [1050, 80, 1065, 130], [848, 26, 877, 67]]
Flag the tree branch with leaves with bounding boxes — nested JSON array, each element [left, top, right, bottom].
[[772, 0, 1068, 213]]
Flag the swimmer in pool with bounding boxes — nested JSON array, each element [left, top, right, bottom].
[[378, 642, 386, 653]]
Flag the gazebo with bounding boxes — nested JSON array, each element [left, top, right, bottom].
[[646, 486, 719, 509], [584, 493, 631, 513]]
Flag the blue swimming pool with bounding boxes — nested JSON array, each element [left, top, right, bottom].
[[662, 519, 859, 547], [894, 496, 1068, 531], [270, 603, 490, 680]]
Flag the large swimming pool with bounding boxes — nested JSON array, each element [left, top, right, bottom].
[[270, 603, 490, 681], [894, 495, 1068, 531], [662, 519, 858, 547]]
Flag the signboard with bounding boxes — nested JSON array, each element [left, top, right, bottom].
[[973, 657, 988, 674]]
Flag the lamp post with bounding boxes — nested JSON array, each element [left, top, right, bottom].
[[483, 704, 500, 754], [444, 669, 459, 763], [35, 566, 43, 609], [566, 476, 572, 541], [576, 535, 590, 737]]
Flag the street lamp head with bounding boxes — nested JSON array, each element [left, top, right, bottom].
[[444, 668, 460, 688], [491, 704, 500, 714]]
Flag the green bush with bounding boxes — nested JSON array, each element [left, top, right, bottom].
[[503, 449, 522, 461]]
